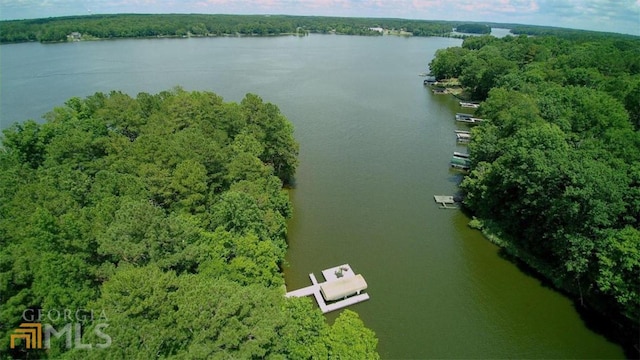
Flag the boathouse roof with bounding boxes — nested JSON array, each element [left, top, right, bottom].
[[320, 274, 368, 301]]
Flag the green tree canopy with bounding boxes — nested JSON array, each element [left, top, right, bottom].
[[0, 89, 378, 358], [432, 32, 640, 349]]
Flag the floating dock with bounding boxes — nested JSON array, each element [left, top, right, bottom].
[[456, 113, 474, 121], [423, 76, 437, 85], [450, 156, 471, 170], [285, 264, 370, 314], [459, 102, 480, 109], [434, 195, 457, 209], [455, 113, 484, 124], [455, 130, 471, 143]]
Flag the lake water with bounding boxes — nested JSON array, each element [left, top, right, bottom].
[[0, 34, 624, 359]]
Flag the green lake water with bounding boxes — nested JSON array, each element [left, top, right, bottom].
[[0, 34, 625, 359]]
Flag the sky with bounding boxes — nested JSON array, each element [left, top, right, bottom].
[[1, 0, 638, 35]]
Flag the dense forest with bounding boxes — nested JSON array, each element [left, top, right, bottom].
[[0, 88, 379, 358], [430, 34, 640, 350], [0, 14, 459, 43]]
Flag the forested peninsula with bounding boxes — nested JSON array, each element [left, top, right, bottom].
[[0, 89, 379, 358], [429, 34, 640, 351]]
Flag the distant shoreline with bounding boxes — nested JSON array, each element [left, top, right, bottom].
[[3, 13, 634, 45], [1, 13, 503, 45]]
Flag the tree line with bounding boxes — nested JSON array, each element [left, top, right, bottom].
[[0, 88, 379, 359], [0, 14, 462, 43], [510, 25, 640, 41], [430, 34, 640, 352], [455, 23, 491, 34], [3, 13, 634, 44]]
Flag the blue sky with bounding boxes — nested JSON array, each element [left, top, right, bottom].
[[1, 0, 639, 35]]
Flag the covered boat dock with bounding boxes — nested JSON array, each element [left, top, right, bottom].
[[285, 264, 370, 313]]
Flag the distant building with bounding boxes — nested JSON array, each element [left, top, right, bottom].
[[69, 32, 81, 41], [368, 27, 384, 33]]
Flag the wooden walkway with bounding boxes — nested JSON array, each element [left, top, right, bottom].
[[285, 265, 370, 314]]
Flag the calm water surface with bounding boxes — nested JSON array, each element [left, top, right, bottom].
[[0, 35, 624, 359]]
